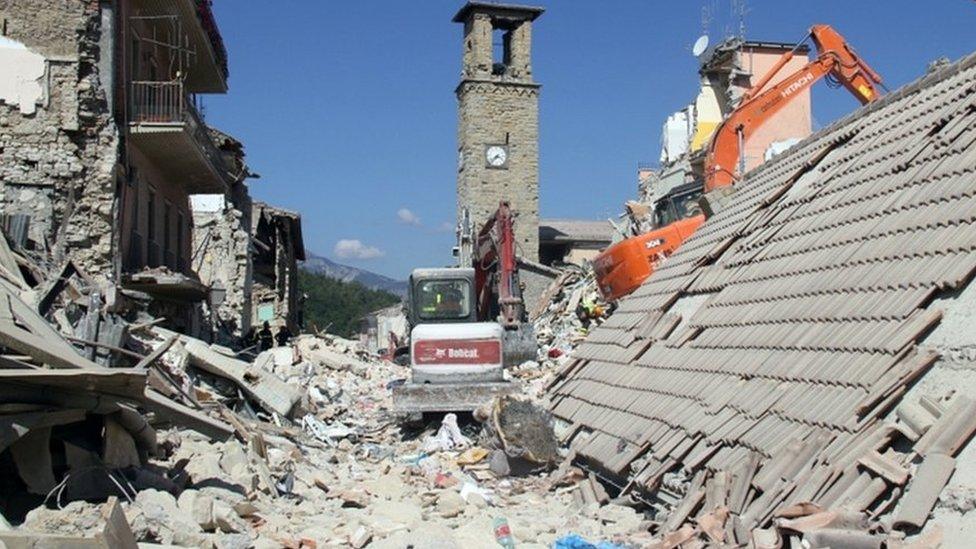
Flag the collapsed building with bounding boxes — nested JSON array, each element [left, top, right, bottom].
[[0, 0, 303, 343], [627, 38, 816, 244], [548, 51, 976, 545], [249, 202, 305, 336]]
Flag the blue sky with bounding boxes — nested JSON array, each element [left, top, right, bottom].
[[204, 1, 975, 280]]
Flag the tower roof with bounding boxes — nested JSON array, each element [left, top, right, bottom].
[[452, 1, 545, 24]]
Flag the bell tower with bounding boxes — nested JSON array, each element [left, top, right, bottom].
[[453, 1, 544, 262]]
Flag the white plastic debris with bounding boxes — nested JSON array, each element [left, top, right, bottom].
[[423, 413, 471, 453], [302, 414, 356, 446]]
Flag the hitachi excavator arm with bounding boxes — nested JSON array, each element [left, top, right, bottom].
[[594, 24, 883, 302], [704, 25, 883, 191]]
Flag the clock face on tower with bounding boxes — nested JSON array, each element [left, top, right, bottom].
[[485, 145, 509, 169]]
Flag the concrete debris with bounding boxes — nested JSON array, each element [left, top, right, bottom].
[[0, 234, 639, 546]]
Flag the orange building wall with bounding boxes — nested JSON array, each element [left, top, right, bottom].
[[736, 46, 812, 171]]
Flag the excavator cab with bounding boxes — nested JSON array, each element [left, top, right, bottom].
[[654, 183, 705, 227], [408, 269, 477, 325]]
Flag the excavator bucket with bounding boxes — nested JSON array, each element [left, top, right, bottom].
[[502, 323, 537, 367]]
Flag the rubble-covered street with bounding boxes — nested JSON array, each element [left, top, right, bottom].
[[0, 259, 633, 547], [3, 0, 976, 547]]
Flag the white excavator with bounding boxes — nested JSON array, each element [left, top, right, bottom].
[[392, 202, 535, 413]]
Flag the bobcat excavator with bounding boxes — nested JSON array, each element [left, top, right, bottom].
[[393, 201, 535, 414], [594, 24, 884, 301]]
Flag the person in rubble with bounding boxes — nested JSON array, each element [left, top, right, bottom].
[[275, 325, 292, 347], [257, 321, 274, 352]]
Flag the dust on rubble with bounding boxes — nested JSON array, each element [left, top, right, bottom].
[[6, 326, 644, 548]]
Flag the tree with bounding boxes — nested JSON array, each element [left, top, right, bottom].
[[298, 269, 400, 337]]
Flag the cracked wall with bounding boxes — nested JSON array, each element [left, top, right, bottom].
[[0, 0, 118, 280], [192, 188, 253, 345]]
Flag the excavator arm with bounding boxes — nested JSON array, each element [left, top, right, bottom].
[[473, 201, 536, 365], [474, 201, 523, 328], [704, 25, 883, 191], [593, 24, 883, 302]]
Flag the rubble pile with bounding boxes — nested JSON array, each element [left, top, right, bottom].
[[519, 267, 610, 399], [0, 239, 653, 547]]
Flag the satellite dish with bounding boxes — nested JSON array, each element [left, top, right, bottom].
[[692, 34, 710, 57]]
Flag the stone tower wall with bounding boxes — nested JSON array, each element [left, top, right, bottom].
[[455, 5, 541, 262], [457, 81, 539, 259]]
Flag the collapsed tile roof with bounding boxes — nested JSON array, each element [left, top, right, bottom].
[[549, 50, 976, 537]]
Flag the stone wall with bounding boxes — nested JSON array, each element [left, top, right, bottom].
[[192, 188, 253, 345], [455, 6, 542, 264], [457, 81, 540, 261], [0, 0, 119, 280]]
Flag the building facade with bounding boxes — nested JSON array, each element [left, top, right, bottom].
[[454, 1, 543, 263], [251, 202, 305, 336], [0, 0, 302, 343]]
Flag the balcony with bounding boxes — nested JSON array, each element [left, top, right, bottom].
[[128, 80, 231, 194], [130, 0, 228, 92]]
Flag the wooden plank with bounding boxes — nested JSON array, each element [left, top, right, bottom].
[[0, 368, 146, 402], [135, 335, 178, 370], [0, 319, 101, 370], [0, 280, 77, 356], [64, 336, 143, 361], [142, 389, 234, 441], [0, 233, 26, 287], [36, 261, 76, 316]]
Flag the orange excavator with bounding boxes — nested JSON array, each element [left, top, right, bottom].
[[594, 24, 883, 301]]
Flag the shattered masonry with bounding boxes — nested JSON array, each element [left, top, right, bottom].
[[550, 50, 976, 545], [250, 202, 306, 335], [0, 0, 118, 277], [0, 0, 302, 342]]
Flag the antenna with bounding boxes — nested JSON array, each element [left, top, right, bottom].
[[731, 0, 748, 39], [700, 4, 713, 36], [694, 2, 712, 58]]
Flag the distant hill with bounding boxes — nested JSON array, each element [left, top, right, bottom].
[[301, 250, 408, 297], [298, 270, 400, 337]]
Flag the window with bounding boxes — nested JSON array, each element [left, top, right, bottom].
[[491, 26, 513, 75], [415, 279, 472, 321]]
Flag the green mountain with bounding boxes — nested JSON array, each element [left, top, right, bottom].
[[299, 268, 401, 337]]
